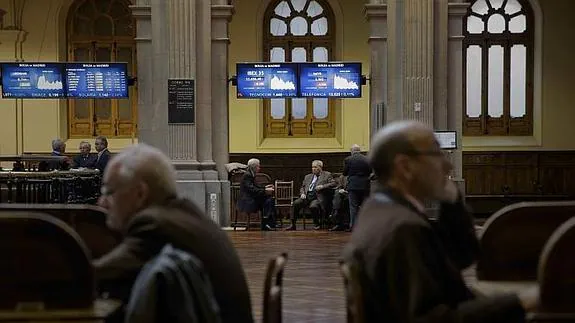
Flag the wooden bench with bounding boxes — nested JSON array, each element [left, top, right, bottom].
[[0, 204, 120, 259], [0, 211, 120, 321], [534, 217, 575, 321], [476, 201, 575, 281]]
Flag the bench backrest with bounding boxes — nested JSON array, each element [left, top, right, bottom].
[[538, 217, 575, 313], [0, 212, 94, 309], [477, 201, 575, 281], [0, 204, 120, 259]]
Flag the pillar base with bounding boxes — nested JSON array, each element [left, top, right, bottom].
[[176, 170, 231, 227]]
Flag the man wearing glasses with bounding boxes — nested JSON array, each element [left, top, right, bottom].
[[343, 120, 538, 322]]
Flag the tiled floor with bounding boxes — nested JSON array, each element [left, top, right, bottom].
[[228, 230, 350, 323]]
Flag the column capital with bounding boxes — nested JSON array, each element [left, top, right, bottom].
[[129, 5, 152, 20], [364, 3, 387, 20], [448, 3, 470, 17], [211, 4, 234, 21]]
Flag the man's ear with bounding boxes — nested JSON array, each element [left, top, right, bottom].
[[393, 154, 412, 181], [135, 181, 150, 204]]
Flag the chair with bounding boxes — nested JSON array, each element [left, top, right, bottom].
[[263, 253, 288, 323], [274, 181, 294, 229], [0, 212, 95, 310], [339, 255, 365, 323]]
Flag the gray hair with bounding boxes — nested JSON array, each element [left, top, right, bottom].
[[79, 141, 91, 149], [368, 121, 421, 183], [52, 139, 65, 152], [247, 158, 260, 176], [351, 144, 361, 154], [312, 160, 323, 169], [95, 136, 108, 148], [111, 143, 178, 202]]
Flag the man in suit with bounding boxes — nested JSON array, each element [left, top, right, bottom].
[[286, 160, 336, 230], [328, 173, 349, 231], [72, 141, 96, 168], [94, 136, 111, 173], [343, 121, 538, 322], [94, 143, 253, 323], [343, 144, 372, 229], [39, 138, 71, 171]]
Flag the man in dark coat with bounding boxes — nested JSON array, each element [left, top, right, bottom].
[[343, 121, 538, 322], [94, 136, 111, 173], [94, 143, 253, 323], [343, 144, 372, 229], [236, 158, 276, 230]]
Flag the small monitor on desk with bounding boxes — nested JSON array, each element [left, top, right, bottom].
[[434, 131, 457, 150]]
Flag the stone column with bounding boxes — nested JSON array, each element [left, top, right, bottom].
[[132, 0, 229, 225], [387, 0, 435, 125], [167, 0, 199, 167], [447, 2, 469, 180], [195, 0, 216, 176], [211, 1, 234, 180], [433, 0, 449, 130], [364, 2, 388, 137]]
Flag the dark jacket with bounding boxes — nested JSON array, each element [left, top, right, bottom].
[[343, 153, 371, 191], [95, 149, 111, 173], [73, 154, 97, 168], [125, 244, 221, 323], [343, 187, 526, 323], [299, 171, 336, 204], [236, 172, 266, 214], [93, 197, 254, 323], [38, 152, 70, 171]]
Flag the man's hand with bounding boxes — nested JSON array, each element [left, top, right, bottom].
[[518, 286, 539, 311], [265, 187, 274, 195], [316, 184, 324, 191], [439, 180, 459, 203], [300, 193, 306, 199], [338, 189, 347, 194]]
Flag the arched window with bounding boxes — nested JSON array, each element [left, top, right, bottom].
[[463, 0, 534, 136], [263, 0, 335, 138], [67, 0, 137, 138]]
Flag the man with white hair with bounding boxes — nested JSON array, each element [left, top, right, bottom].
[[286, 160, 336, 230], [94, 143, 253, 323]]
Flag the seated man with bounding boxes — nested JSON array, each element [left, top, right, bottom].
[[72, 141, 96, 168], [236, 158, 276, 230], [343, 121, 537, 322], [286, 160, 336, 231], [329, 173, 349, 231], [94, 143, 253, 323]]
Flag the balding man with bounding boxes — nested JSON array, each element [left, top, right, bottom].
[[94, 144, 253, 323], [342, 144, 371, 230], [343, 121, 537, 322]]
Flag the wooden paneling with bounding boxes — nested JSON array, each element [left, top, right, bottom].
[[463, 151, 575, 197], [229, 153, 348, 191]]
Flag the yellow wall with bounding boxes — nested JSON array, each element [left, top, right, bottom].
[[0, 0, 134, 154], [463, 0, 575, 151], [1, 0, 573, 155], [228, 0, 371, 154]]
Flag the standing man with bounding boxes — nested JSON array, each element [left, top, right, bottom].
[[343, 144, 371, 229], [343, 121, 537, 322], [94, 136, 111, 173]]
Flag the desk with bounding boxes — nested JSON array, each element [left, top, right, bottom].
[[0, 299, 121, 322]]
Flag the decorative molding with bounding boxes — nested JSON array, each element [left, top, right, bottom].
[[364, 3, 387, 19], [211, 4, 234, 20], [129, 5, 151, 19], [448, 3, 470, 17]]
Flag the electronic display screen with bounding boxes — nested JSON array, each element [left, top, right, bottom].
[[1, 63, 66, 98], [236, 63, 298, 98], [299, 62, 362, 98], [65, 63, 128, 98], [434, 131, 457, 150]]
